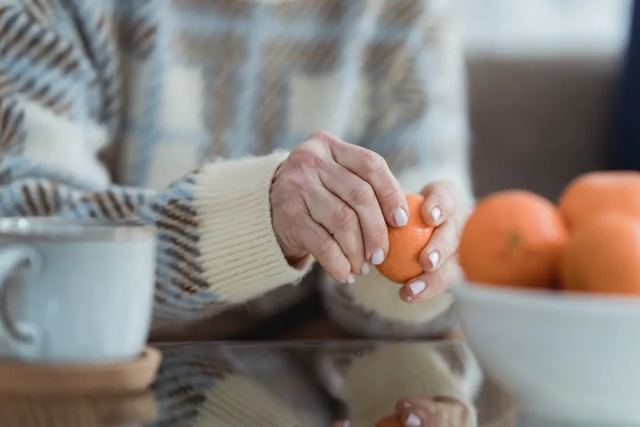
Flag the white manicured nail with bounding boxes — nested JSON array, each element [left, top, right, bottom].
[[428, 251, 440, 269], [430, 206, 442, 223], [361, 263, 370, 275], [394, 208, 408, 227], [346, 274, 356, 284], [371, 249, 385, 265], [409, 280, 426, 296], [405, 413, 421, 426]]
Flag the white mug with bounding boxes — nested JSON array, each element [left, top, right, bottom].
[[0, 218, 156, 363]]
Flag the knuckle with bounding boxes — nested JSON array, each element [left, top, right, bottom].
[[425, 271, 445, 290], [307, 131, 339, 145], [286, 150, 310, 169], [332, 204, 357, 230], [444, 222, 460, 248], [380, 184, 403, 204], [349, 182, 375, 206], [366, 228, 388, 248], [445, 261, 464, 283], [288, 148, 320, 170], [361, 150, 387, 175], [318, 236, 341, 261], [431, 181, 457, 207]]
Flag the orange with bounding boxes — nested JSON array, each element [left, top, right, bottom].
[[375, 415, 403, 427], [376, 193, 433, 283], [559, 171, 640, 231], [458, 190, 568, 289], [561, 213, 640, 295]]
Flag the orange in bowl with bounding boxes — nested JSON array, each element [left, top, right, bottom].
[[561, 213, 640, 295], [458, 190, 568, 289], [559, 171, 640, 231], [376, 193, 433, 283]]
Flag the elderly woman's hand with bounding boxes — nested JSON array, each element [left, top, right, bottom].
[[398, 181, 470, 303], [271, 132, 408, 284], [396, 397, 476, 427]]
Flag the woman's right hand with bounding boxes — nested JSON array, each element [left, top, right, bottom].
[[271, 132, 409, 284], [395, 397, 476, 427]]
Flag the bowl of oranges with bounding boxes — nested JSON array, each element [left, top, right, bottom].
[[451, 171, 640, 424]]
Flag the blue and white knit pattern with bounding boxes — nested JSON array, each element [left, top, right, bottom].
[[0, 0, 470, 333]]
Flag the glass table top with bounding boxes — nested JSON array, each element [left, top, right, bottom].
[[0, 339, 606, 427]]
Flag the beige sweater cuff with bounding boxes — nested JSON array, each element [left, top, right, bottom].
[[193, 151, 314, 303]]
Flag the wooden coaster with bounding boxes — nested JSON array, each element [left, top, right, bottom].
[[0, 391, 157, 427], [0, 346, 161, 395]]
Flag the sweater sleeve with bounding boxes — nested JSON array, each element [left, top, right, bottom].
[[0, 1, 312, 333]]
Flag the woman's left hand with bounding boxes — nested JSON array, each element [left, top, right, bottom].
[[399, 181, 470, 303], [396, 396, 476, 427]]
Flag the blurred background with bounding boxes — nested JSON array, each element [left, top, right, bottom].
[[462, 0, 632, 200]]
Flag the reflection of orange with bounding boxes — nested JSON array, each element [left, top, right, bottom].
[[375, 415, 403, 427], [559, 171, 640, 230], [562, 213, 640, 295], [377, 193, 433, 283], [458, 190, 568, 289]]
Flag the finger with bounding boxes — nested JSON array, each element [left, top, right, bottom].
[[297, 208, 353, 284], [420, 181, 461, 227], [304, 184, 366, 278], [318, 161, 388, 267], [419, 220, 460, 273], [397, 397, 474, 427], [400, 405, 436, 426], [326, 136, 408, 228], [399, 258, 460, 303]]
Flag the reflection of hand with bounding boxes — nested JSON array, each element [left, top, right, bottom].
[[395, 396, 476, 427], [399, 181, 470, 303]]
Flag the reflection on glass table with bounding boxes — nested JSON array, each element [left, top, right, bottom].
[[0, 340, 515, 427]]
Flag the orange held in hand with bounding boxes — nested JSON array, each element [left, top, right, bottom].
[[458, 190, 568, 289], [559, 171, 640, 231], [377, 193, 433, 284], [375, 415, 403, 427], [561, 213, 640, 295]]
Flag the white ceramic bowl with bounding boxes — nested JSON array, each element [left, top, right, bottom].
[[451, 282, 640, 424]]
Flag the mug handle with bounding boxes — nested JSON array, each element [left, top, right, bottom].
[[0, 244, 42, 358]]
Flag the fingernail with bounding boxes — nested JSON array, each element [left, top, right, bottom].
[[346, 274, 356, 284], [371, 248, 385, 265], [430, 206, 442, 223], [428, 251, 440, 269], [360, 263, 370, 275], [408, 280, 426, 296], [404, 413, 421, 426], [402, 402, 411, 409], [394, 208, 408, 227], [341, 421, 351, 427]]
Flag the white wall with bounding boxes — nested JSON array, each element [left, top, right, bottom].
[[462, 0, 633, 58]]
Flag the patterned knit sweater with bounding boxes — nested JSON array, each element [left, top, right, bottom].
[[0, 0, 471, 337]]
